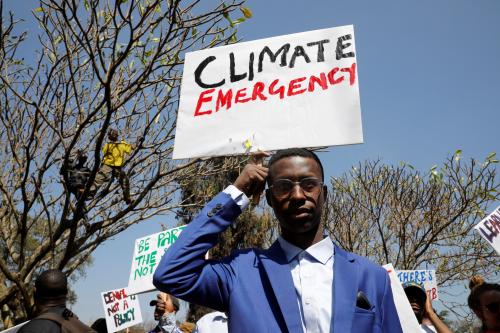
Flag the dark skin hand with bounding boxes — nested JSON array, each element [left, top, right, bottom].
[[233, 152, 269, 199]]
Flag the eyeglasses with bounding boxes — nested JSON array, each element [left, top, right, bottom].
[[269, 177, 323, 198], [484, 302, 500, 314]]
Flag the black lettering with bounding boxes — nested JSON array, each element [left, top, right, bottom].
[[230, 52, 247, 83], [289, 46, 311, 68], [336, 34, 355, 60], [258, 44, 290, 72], [248, 52, 254, 81], [194, 56, 225, 88], [307, 39, 330, 62]]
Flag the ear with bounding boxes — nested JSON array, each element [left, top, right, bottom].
[[322, 184, 328, 201], [265, 188, 273, 207]]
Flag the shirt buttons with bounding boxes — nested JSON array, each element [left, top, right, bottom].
[[305, 298, 311, 305]]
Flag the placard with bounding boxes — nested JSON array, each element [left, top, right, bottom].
[[174, 25, 362, 159], [128, 225, 186, 294], [397, 270, 439, 300], [383, 264, 421, 333], [100, 287, 142, 333], [474, 205, 500, 255]]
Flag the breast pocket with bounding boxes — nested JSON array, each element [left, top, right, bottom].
[[352, 307, 377, 333]]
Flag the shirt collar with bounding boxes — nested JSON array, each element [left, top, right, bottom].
[[278, 236, 334, 265]]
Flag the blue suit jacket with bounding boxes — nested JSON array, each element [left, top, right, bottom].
[[153, 192, 403, 333]]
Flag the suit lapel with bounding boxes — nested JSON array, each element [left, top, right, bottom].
[[333, 246, 359, 333], [259, 241, 303, 333]]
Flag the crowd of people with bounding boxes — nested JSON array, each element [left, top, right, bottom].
[[16, 149, 500, 333]]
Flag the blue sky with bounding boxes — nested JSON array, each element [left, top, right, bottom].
[[4, 0, 500, 326]]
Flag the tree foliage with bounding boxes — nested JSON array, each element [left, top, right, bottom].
[[324, 151, 500, 317], [0, 0, 249, 327]]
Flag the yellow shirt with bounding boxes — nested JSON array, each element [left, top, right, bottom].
[[102, 141, 132, 167]]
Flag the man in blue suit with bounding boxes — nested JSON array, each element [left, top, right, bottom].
[[154, 148, 403, 333]]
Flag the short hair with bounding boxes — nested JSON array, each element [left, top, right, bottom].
[[267, 148, 324, 182], [467, 275, 500, 311], [108, 128, 118, 140], [35, 269, 68, 301]]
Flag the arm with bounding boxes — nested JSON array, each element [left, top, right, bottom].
[[153, 163, 268, 311], [424, 296, 453, 333]]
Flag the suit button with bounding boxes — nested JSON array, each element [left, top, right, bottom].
[[207, 211, 214, 217], [215, 203, 222, 209]]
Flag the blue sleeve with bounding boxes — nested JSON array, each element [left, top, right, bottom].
[[381, 274, 404, 333], [153, 192, 242, 312]]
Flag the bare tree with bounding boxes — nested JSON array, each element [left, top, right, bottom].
[[324, 151, 500, 318], [0, 0, 251, 327]]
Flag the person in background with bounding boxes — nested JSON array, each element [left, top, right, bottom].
[[149, 292, 182, 333], [402, 282, 453, 333], [193, 311, 228, 333], [89, 128, 132, 204], [18, 269, 94, 333], [468, 276, 500, 333], [90, 318, 107, 333]]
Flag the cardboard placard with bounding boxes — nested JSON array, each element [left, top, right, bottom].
[[100, 287, 142, 333], [383, 264, 421, 333], [397, 270, 439, 300], [174, 25, 362, 159], [474, 205, 500, 255], [127, 226, 186, 294]]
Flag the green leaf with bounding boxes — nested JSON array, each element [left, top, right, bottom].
[[54, 35, 63, 45], [233, 17, 246, 25], [34, 7, 44, 12], [240, 6, 253, 18], [191, 27, 198, 38], [84, 0, 90, 11]]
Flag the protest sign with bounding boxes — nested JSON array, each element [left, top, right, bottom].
[[128, 225, 186, 294], [397, 269, 439, 300], [173, 25, 362, 159], [383, 264, 420, 333], [474, 205, 500, 255], [100, 287, 142, 333]]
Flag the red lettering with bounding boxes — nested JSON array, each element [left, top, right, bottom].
[[216, 89, 233, 112], [235, 88, 251, 103], [308, 73, 328, 92], [251, 82, 267, 101], [269, 79, 285, 99], [287, 77, 306, 96], [341, 62, 356, 85], [327, 67, 343, 85], [194, 89, 215, 116]]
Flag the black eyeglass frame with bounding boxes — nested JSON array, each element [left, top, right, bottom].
[[268, 177, 324, 198]]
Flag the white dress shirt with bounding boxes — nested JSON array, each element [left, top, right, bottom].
[[193, 311, 228, 333], [223, 185, 335, 333], [278, 236, 334, 333]]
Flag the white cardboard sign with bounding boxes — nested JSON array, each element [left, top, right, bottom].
[[173, 25, 363, 159], [100, 287, 142, 333], [127, 225, 186, 294], [397, 270, 439, 300], [383, 264, 421, 333], [474, 205, 500, 255]]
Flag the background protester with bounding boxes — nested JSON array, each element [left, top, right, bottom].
[[89, 128, 132, 204], [402, 282, 452, 333], [90, 318, 107, 333], [193, 311, 228, 333], [468, 276, 500, 333], [18, 269, 94, 333], [149, 292, 182, 333]]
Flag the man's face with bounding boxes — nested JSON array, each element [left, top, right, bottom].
[[405, 288, 425, 323], [266, 156, 326, 235]]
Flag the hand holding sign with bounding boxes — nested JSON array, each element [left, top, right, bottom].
[[233, 151, 269, 199]]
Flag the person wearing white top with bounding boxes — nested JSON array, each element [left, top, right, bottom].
[[193, 311, 228, 333]]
